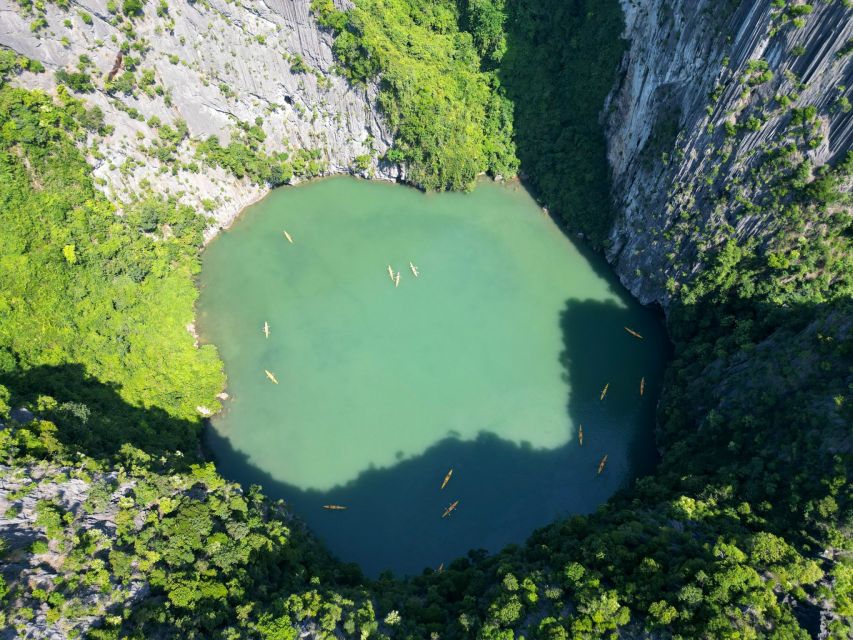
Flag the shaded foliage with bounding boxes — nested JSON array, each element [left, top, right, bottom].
[[0, 4, 851, 637], [312, 0, 518, 191], [0, 84, 223, 457], [496, 0, 626, 247], [316, 0, 626, 245]]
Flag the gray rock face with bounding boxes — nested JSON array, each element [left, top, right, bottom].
[[0, 464, 145, 639], [6, 1, 847, 282], [605, 0, 853, 306], [0, 0, 395, 237]]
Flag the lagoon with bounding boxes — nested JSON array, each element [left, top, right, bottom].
[[198, 177, 667, 576]]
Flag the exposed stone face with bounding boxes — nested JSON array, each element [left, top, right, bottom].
[[0, 465, 147, 640], [0, 3, 850, 639], [1, 2, 849, 272], [0, 0, 395, 237], [606, 0, 853, 307]]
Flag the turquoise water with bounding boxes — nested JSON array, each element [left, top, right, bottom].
[[198, 177, 668, 576]]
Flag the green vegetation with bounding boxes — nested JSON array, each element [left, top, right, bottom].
[[106, 69, 137, 95], [0, 48, 43, 80], [495, 0, 627, 246], [353, 153, 372, 172], [313, 0, 625, 244], [0, 81, 223, 457], [2, 73, 850, 637], [0, 85, 361, 631], [1, 414, 378, 638], [744, 59, 774, 86], [196, 122, 326, 187], [311, 0, 518, 191], [54, 68, 93, 93], [289, 53, 309, 74], [122, 0, 145, 18], [0, 1, 851, 637]]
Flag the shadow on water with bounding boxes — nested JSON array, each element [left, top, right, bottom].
[[0, 295, 668, 581], [206, 296, 668, 577]]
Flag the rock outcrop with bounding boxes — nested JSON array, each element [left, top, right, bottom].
[[606, 0, 852, 306], [0, 0, 394, 236], [0, 464, 146, 639]]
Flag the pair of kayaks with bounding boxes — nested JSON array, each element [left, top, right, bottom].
[[387, 262, 419, 287], [323, 469, 457, 514], [576, 426, 607, 474], [599, 378, 645, 399]]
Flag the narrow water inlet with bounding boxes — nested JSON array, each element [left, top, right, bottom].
[[197, 177, 668, 576]]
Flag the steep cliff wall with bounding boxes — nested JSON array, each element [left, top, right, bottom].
[[0, 0, 392, 236], [0, 464, 144, 639], [0, 457, 335, 639], [606, 0, 853, 305], [3, 2, 849, 267]]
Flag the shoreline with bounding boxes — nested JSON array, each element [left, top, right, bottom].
[[192, 172, 525, 421], [198, 171, 537, 248], [201, 170, 402, 246], [191, 172, 669, 427]]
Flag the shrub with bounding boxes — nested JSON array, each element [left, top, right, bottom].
[[55, 69, 94, 93], [123, 0, 144, 17], [290, 54, 309, 74]]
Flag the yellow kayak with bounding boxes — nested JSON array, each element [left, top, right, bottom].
[[442, 500, 459, 518]]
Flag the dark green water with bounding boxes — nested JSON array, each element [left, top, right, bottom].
[[198, 177, 668, 576]]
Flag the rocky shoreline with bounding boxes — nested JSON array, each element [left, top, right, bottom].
[[0, 0, 398, 240]]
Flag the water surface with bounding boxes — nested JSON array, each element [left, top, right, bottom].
[[198, 177, 667, 576]]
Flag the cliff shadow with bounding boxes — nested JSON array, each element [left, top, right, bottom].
[[0, 298, 670, 583], [206, 296, 669, 578], [558, 296, 669, 476], [497, 0, 627, 243], [0, 363, 202, 461], [0, 363, 351, 637]]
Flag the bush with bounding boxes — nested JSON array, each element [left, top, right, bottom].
[[123, 0, 144, 17], [325, 0, 517, 191], [290, 54, 309, 74], [55, 69, 94, 93]]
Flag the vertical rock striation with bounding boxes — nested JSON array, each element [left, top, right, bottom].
[[606, 0, 852, 306], [0, 0, 394, 234]]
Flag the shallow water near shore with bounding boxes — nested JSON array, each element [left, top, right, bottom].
[[198, 176, 668, 576]]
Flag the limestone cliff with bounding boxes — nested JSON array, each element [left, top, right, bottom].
[[0, 0, 394, 236], [0, 3, 851, 637], [606, 0, 852, 306], [0, 464, 145, 639]]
